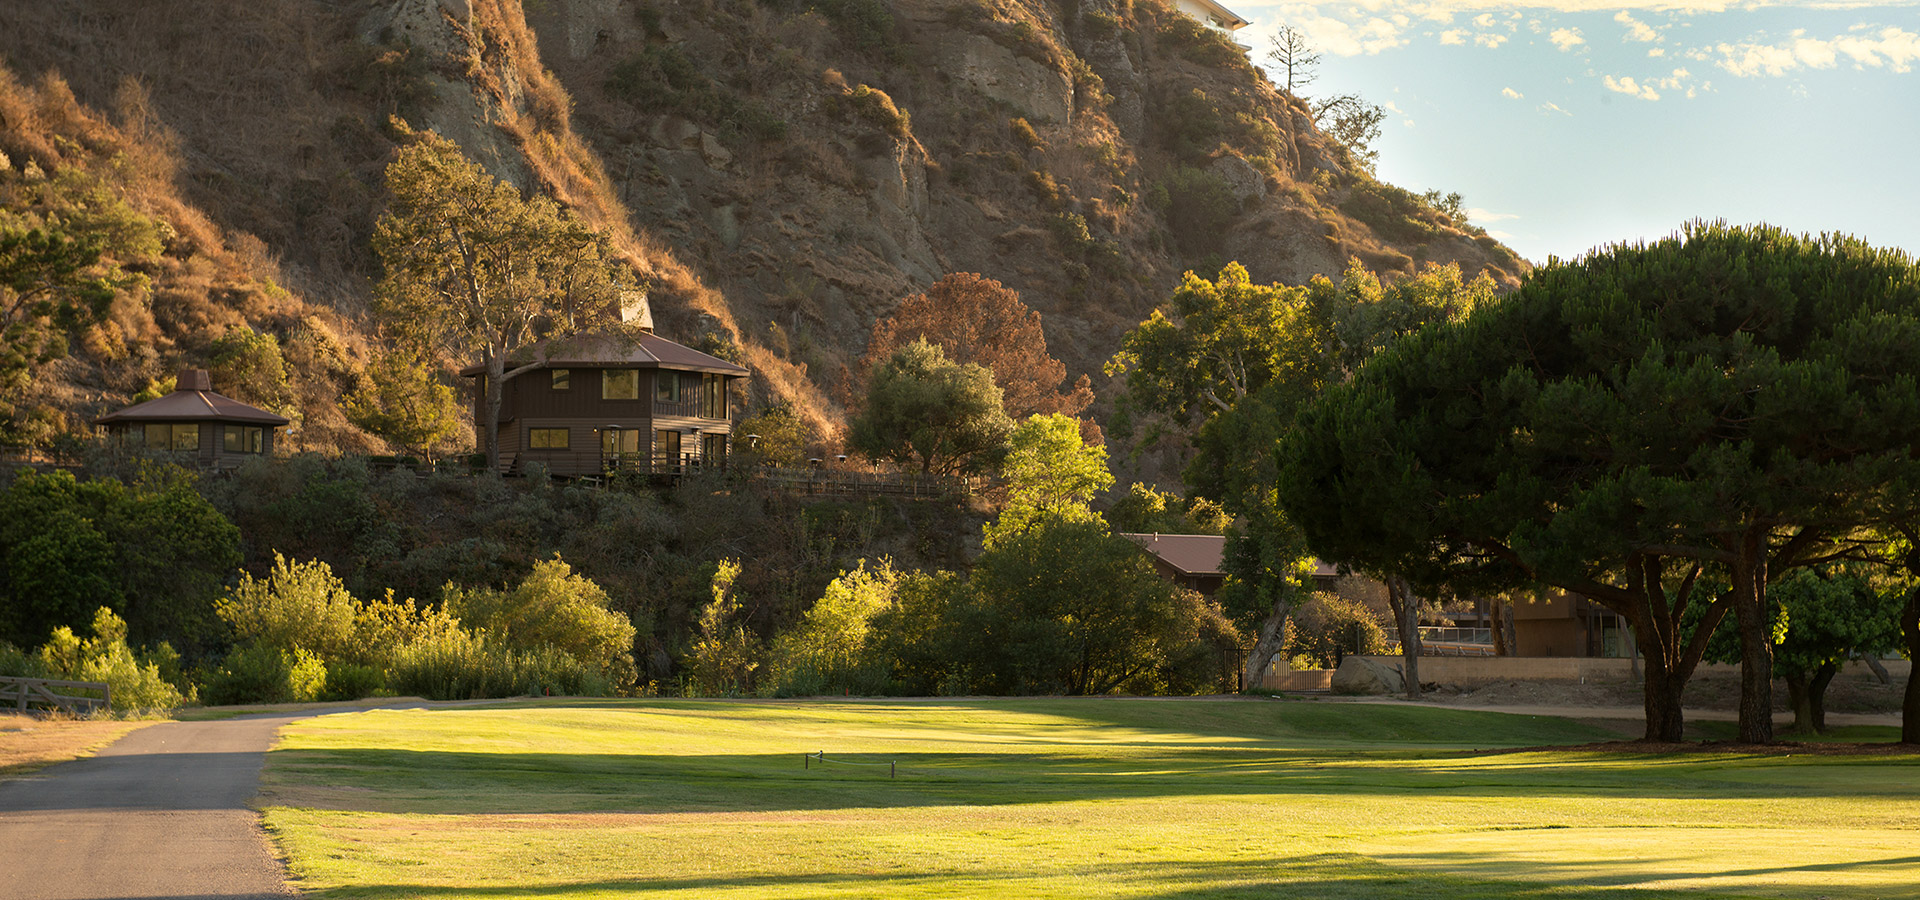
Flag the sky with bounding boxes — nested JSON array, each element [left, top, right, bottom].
[[1229, 1, 1920, 265]]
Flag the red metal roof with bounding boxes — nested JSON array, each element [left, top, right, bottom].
[[93, 388, 290, 426], [1120, 533, 1226, 576], [458, 332, 751, 377]]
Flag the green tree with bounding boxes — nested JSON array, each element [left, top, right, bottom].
[[0, 467, 238, 653], [1312, 95, 1385, 173], [735, 403, 810, 467], [946, 515, 1235, 695], [1279, 222, 1920, 743], [1695, 569, 1901, 734], [849, 339, 1013, 476], [371, 129, 632, 471], [209, 325, 296, 418], [989, 413, 1113, 540], [1106, 483, 1229, 536], [1110, 261, 1489, 694], [685, 559, 757, 695], [343, 347, 463, 457]]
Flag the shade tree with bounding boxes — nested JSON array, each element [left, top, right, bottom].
[[1279, 222, 1920, 743], [849, 339, 1013, 476]]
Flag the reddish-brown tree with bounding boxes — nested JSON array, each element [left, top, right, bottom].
[[859, 273, 1094, 427]]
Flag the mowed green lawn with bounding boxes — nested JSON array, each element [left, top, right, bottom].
[[260, 698, 1920, 899]]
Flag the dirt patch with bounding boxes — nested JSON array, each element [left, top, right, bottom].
[[1420, 675, 1905, 715], [0, 713, 154, 780]]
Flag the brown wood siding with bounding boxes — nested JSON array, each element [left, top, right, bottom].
[[499, 368, 662, 420]]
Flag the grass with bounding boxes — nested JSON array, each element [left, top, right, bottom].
[[0, 712, 152, 780], [260, 698, 1920, 899]]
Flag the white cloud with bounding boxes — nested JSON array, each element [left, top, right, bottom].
[[1551, 27, 1587, 51], [1648, 46, 1668, 57], [1440, 28, 1468, 44], [1473, 13, 1497, 28], [1501, 86, 1524, 98], [1538, 101, 1573, 116], [1614, 11, 1662, 43], [1467, 207, 1520, 223], [1475, 32, 1509, 48], [1706, 27, 1920, 77], [1603, 74, 1662, 100]]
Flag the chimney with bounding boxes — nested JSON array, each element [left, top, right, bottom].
[[620, 288, 655, 333], [177, 369, 212, 392]]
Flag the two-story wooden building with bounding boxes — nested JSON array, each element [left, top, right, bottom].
[[92, 369, 289, 467], [460, 332, 750, 477]]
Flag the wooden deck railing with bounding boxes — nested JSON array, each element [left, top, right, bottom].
[[751, 466, 979, 498], [1, 676, 111, 715]]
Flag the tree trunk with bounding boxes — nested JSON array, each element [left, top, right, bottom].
[[1490, 595, 1509, 657], [1903, 588, 1920, 744], [1783, 672, 1812, 735], [1809, 661, 1836, 734], [1387, 577, 1421, 700], [1728, 535, 1775, 744], [1639, 642, 1688, 742], [1863, 653, 1891, 685], [1501, 600, 1518, 656], [482, 351, 505, 473], [1241, 597, 1290, 692]]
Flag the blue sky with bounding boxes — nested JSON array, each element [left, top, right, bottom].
[[1231, 1, 1919, 264]]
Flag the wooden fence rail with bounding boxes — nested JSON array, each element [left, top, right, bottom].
[[0, 676, 111, 715]]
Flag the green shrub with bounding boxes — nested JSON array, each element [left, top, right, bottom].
[[444, 556, 638, 689], [1158, 166, 1240, 256], [321, 662, 386, 701], [216, 554, 360, 660], [200, 644, 297, 706], [762, 561, 899, 697], [604, 45, 787, 144], [841, 84, 910, 139], [34, 608, 186, 713], [386, 628, 605, 700], [1285, 593, 1391, 669]]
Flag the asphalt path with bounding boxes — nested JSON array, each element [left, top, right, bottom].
[[0, 714, 303, 900]]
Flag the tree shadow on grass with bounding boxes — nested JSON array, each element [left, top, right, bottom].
[[286, 853, 1797, 900], [259, 739, 1920, 817]]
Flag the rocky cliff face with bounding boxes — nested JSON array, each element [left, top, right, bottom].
[[0, 0, 1523, 454]]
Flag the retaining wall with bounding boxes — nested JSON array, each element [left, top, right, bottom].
[[1257, 656, 1911, 690]]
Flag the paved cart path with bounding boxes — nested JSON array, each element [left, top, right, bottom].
[[0, 714, 303, 899]]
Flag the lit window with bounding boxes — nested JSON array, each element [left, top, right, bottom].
[[529, 428, 570, 449], [552, 369, 571, 391], [603, 369, 638, 400], [172, 423, 200, 451]]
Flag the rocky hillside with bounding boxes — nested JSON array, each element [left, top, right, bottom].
[[0, 0, 1524, 458]]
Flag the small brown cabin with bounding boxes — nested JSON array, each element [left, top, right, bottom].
[[92, 369, 289, 467], [461, 332, 751, 477]]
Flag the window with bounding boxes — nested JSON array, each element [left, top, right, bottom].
[[702, 433, 727, 465], [699, 373, 727, 419], [655, 371, 682, 402], [529, 428, 570, 450], [223, 425, 264, 454], [551, 369, 571, 391], [600, 428, 640, 455], [655, 429, 682, 459], [143, 423, 199, 451], [603, 369, 638, 400]]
